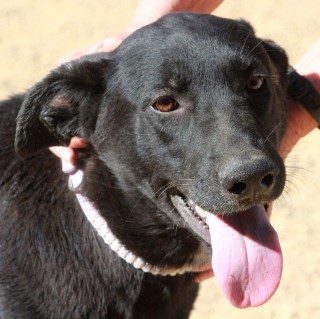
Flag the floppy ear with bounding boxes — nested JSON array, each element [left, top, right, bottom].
[[261, 39, 288, 84], [15, 53, 111, 159], [236, 19, 288, 84], [237, 19, 255, 34]]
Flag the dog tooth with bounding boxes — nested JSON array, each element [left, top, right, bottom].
[[195, 204, 209, 219]]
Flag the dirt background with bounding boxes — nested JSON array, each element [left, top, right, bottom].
[[1, 1, 320, 318]]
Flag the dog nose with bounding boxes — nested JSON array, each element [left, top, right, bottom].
[[219, 156, 279, 201]]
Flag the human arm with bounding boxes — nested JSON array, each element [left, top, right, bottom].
[[60, 0, 223, 62], [279, 40, 320, 158]]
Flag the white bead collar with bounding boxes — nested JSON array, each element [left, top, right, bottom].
[[69, 170, 191, 276]]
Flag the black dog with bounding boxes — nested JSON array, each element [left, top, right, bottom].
[[0, 13, 289, 318]]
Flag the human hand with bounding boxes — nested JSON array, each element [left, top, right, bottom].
[[49, 137, 87, 174], [279, 40, 320, 158], [59, 31, 130, 64], [60, 0, 223, 64]]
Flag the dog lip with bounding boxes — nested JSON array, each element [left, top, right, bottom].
[[170, 192, 212, 245], [170, 191, 271, 245]]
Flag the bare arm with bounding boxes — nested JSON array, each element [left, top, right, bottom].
[[129, 0, 223, 30], [279, 40, 320, 158], [60, 0, 223, 62]]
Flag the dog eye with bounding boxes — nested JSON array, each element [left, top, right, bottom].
[[246, 75, 265, 91], [152, 96, 179, 112]]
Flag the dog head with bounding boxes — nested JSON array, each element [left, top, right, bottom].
[[15, 13, 288, 307]]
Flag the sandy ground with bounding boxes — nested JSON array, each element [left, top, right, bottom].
[[1, 1, 320, 318]]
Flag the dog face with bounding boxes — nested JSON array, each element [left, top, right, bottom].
[[106, 15, 288, 214], [15, 14, 288, 274]]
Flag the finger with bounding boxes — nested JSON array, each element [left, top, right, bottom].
[[69, 137, 88, 149], [295, 39, 320, 75], [62, 159, 77, 174], [58, 34, 128, 65], [86, 35, 126, 55], [49, 146, 75, 163]]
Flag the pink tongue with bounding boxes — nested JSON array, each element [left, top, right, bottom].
[[206, 205, 282, 308]]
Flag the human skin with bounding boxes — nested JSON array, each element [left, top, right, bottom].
[[60, 0, 224, 63], [279, 40, 320, 158]]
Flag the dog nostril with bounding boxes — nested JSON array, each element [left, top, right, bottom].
[[228, 181, 247, 195], [261, 173, 274, 189]]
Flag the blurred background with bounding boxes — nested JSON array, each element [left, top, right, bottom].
[[1, 1, 320, 318]]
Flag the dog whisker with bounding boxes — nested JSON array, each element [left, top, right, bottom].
[[152, 178, 193, 199], [155, 182, 176, 199], [99, 182, 122, 190], [123, 179, 194, 227], [240, 33, 251, 56], [246, 39, 264, 59], [127, 182, 175, 218], [277, 188, 292, 206], [119, 193, 147, 228], [285, 164, 312, 174], [173, 214, 184, 236], [285, 178, 301, 194], [263, 122, 281, 144]]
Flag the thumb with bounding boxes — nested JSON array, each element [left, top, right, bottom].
[[58, 32, 129, 64]]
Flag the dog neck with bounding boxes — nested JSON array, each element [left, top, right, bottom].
[[70, 169, 187, 277]]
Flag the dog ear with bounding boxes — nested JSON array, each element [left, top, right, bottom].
[[236, 20, 288, 84], [15, 53, 111, 159], [262, 39, 288, 84], [237, 19, 255, 34]]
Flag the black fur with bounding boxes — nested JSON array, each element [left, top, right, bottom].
[[0, 13, 288, 318]]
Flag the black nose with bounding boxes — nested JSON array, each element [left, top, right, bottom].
[[219, 156, 279, 201]]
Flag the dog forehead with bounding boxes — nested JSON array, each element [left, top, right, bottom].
[[121, 14, 251, 53], [112, 13, 271, 98], [116, 13, 263, 75]]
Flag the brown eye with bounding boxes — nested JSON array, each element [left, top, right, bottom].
[[152, 96, 178, 112], [246, 75, 265, 91]]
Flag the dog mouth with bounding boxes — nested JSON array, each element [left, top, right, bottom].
[[170, 191, 282, 309], [170, 192, 271, 245], [170, 194, 211, 244]]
